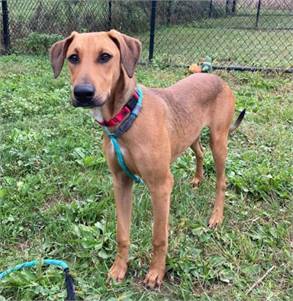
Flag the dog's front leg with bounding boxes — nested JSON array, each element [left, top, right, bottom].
[[144, 172, 174, 288], [108, 172, 133, 282]]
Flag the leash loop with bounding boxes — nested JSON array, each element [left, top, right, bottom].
[[0, 259, 75, 301], [108, 135, 143, 184]]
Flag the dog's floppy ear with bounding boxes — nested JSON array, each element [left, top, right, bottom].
[[108, 29, 141, 78], [49, 32, 77, 78]]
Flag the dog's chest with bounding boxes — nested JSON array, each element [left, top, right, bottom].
[[109, 142, 126, 156], [105, 139, 128, 166]]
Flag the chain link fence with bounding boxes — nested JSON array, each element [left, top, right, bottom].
[[1, 0, 292, 71]]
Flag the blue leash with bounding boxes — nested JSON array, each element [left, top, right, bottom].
[[0, 259, 75, 301], [103, 87, 144, 184]]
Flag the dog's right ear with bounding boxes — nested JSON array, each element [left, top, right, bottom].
[[49, 32, 77, 78]]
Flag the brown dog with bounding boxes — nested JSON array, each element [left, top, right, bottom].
[[50, 30, 244, 288]]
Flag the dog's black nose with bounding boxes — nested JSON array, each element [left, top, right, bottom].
[[74, 84, 95, 101]]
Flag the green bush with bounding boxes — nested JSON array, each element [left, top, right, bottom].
[[19, 33, 64, 54]]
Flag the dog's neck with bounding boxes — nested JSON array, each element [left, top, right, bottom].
[[92, 71, 136, 123]]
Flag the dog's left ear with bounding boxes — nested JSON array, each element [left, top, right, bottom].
[[108, 30, 141, 78], [49, 31, 77, 78]]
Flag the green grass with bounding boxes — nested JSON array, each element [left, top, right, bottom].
[[138, 23, 293, 68], [0, 55, 292, 300], [193, 14, 293, 30]]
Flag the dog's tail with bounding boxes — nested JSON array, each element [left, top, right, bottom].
[[229, 109, 246, 134]]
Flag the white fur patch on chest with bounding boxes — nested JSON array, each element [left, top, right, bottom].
[[92, 108, 104, 123]]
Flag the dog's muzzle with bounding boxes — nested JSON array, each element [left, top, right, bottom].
[[72, 84, 104, 108]]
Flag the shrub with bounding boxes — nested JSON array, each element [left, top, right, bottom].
[[19, 32, 64, 54]]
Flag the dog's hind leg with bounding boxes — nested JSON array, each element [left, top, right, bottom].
[[190, 138, 204, 188], [108, 172, 133, 282], [208, 130, 229, 228]]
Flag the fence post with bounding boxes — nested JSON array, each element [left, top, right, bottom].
[[148, 0, 157, 62], [108, 1, 112, 30], [2, 0, 10, 53], [255, 0, 261, 29], [167, 0, 172, 26], [232, 0, 237, 15], [225, 0, 230, 16], [208, 0, 213, 18]]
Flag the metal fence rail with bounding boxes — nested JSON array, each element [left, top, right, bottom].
[[1, 0, 292, 72]]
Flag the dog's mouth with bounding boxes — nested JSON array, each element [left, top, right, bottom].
[[71, 97, 106, 108]]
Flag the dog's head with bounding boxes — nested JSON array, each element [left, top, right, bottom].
[[49, 30, 141, 108]]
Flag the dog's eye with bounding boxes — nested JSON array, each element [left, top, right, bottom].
[[68, 54, 80, 64], [98, 53, 112, 64]]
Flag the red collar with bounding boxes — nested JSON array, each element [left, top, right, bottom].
[[96, 90, 139, 127]]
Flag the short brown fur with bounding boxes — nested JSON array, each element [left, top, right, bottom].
[[50, 30, 244, 288]]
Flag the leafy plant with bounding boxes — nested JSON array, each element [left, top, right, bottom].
[[20, 33, 64, 54]]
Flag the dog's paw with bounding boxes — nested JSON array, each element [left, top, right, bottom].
[[208, 211, 223, 228], [108, 257, 128, 283], [143, 268, 165, 289], [191, 176, 204, 188]]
